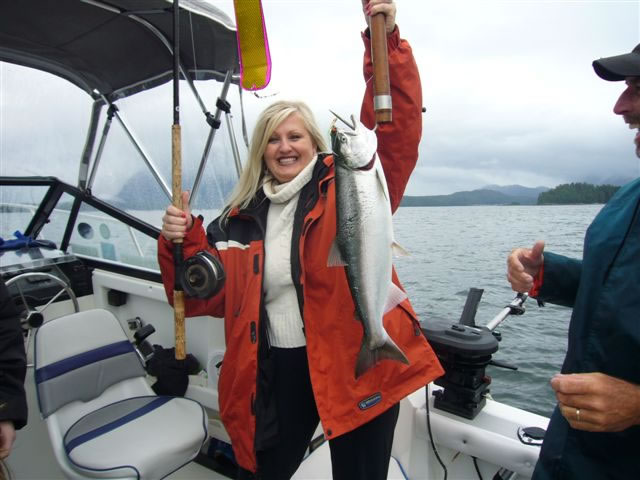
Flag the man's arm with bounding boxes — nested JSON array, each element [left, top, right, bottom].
[[0, 279, 27, 459]]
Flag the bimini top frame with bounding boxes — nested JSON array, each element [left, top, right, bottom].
[[0, 0, 243, 203]]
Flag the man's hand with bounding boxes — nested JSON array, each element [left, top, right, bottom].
[[361, 0, 396, 34], [506, 240, 545, 293], [554, 373, 640, 432], [0, 420, 17, 459]]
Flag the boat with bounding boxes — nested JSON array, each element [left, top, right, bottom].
[[0, 1, 549, 479]]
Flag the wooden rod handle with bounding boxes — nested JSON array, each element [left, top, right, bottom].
[[172, 124, 186, 360], [370, 13, 392, 124], [174, 290, 186, 360], [172, 125, 184, 227]]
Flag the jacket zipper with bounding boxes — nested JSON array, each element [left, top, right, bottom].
[[290, 155, 332, 324]]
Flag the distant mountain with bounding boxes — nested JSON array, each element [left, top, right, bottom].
[[112, 170, 237, 210], [482, 184, 549, 199], [401, 186, 547, 207]]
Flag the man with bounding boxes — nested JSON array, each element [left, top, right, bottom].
[[0, 279, 27, 460], [506, 45, 640, 479]]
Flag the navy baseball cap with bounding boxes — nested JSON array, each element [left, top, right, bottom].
[[593, 43, 640, 81]]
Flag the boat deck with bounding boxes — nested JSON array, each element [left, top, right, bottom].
[[7, 346, 406, 480], [6, 347, 228, 480]]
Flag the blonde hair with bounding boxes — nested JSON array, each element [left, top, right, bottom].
[[220, 100, 328, 224]]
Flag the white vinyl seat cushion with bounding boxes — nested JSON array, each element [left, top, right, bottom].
[[64, 395, 207, 478], [35, 309, 208, 479]]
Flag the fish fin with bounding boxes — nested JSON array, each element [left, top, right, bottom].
[[383, 283, 408, 314], [374, 157, 391, 203], [392, 241, 410, 257], [355, 336, 410, 379], [327, 238, 347, 267]]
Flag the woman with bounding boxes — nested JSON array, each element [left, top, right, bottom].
[[158, 1, 443, 479]]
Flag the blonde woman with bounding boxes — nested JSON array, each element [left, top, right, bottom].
[[159, 1, 443, 479]]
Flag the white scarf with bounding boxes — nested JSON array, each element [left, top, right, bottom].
[[262, 156, 317, 347]]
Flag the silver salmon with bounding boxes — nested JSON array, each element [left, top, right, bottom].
[[328, 114, 410, 379]]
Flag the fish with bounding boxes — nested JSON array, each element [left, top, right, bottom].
[[328, 113, 410, 379]]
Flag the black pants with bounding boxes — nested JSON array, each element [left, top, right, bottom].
[[238, 347, 400, 480]]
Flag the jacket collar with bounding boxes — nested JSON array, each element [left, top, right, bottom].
[[228, 153, 334, 223]]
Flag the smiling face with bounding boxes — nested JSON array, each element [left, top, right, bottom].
[[613, 77, 640, 158], [263, 113, 317, 183]]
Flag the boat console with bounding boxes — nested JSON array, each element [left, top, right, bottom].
[[0, 247, 92, 312]]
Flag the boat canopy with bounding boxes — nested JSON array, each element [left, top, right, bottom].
[[0, 0, 239, 102], [0, 0, 244, 200]]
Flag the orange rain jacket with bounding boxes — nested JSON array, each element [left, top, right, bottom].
[[158, 28, 444, 473]]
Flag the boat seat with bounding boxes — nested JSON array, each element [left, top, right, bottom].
[[34, 309, 208, 479]]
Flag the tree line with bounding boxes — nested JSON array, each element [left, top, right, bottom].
[[537, 183, 620, 205]]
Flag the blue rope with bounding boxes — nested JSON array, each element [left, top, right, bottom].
[[0, 230, 56, 251]]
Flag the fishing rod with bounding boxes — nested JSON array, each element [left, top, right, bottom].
[[170, 0, 227, 364], [171, 0, 186, 361], [486, 292, 528, 331], [369, 3, 392, 124]]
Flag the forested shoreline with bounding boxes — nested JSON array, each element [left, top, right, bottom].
[[537, 183, 620, 205]]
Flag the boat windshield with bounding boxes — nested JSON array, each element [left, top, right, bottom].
[[0, 0, 246, 272], [1, 51, 240, 272]]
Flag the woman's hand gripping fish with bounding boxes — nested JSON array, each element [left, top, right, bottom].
[[328, 113, 410, 379]]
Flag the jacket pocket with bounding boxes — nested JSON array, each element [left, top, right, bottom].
[[394, 300, 423, 337]]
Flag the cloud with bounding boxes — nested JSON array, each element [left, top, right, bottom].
[[1, 0, 639, 197]]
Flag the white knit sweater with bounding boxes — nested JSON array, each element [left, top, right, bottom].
[[262, 156, 317, 348]]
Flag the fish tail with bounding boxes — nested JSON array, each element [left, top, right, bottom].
[[378, 338, 410, 366], [355, 337, 410, 379], [355, 342, 378, 379]]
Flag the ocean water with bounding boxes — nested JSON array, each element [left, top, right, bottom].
[[178, 203, 601, 418], [2, 201, 602, 419], [391, 204, 603, 417]]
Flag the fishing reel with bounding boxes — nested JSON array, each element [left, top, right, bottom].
[[179, 251, 225, 299]]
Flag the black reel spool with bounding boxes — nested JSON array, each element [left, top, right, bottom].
[[180, 251, 225, 299]]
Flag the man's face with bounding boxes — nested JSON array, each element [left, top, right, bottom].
[[614, 77, 640, 158]]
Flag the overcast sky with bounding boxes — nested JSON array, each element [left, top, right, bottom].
[[1, 0, 639, 196]]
